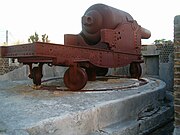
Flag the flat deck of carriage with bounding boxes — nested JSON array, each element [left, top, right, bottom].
[[0, 77, 174, 135]]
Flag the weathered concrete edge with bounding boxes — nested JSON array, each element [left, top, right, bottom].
[[92, 105, 174, 135], [14, 79, 167, 135]]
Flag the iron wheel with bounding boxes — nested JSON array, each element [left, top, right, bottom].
[[64, 67, 88, 91], [129, 62, 142, 79], [32, 67, 42, 85]]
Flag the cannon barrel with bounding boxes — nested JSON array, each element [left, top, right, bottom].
[[141, 27, 151, 39], [81, 4, 134, 44], [81, 4, 150, 45]]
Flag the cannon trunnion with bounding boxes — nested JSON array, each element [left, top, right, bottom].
[[0, 4, 151, 90]]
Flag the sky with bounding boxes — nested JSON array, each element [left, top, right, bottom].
[[0, 0, 180, 45]]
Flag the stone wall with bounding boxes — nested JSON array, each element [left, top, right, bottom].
[[142, 44, 174, 91], [0, 58, 19, 75]]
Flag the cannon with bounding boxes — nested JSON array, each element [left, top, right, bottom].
[[0, 4, 151, 90], [81, 4, 150, 44]]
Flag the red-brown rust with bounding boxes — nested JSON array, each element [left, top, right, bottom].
[[0, 4, 151, 90]]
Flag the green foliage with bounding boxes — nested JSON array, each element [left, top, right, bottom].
[[154, 39, 173, 45], [42, 34, 49, 42], [28, 32, 50, 43]]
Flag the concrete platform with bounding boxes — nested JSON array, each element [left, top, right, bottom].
[[0, 77, 174, 135], [174, 126, 180, 135]]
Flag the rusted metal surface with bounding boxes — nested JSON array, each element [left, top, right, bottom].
[[64, 66, 88, 91], [129, 62, 142, 79], [2, 42, 142, 67], [0, 4, 151, 90], [80, 4, 150, 45]]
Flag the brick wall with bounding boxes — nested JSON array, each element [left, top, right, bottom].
[[174, 43, 180, 126], [174, 15, 180, 126]]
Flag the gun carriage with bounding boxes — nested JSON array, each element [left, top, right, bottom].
[[0, 4, 151, 90]]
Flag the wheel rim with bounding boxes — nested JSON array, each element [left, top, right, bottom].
[[64, 67, 88, 91], [130, 62, 142, 79]]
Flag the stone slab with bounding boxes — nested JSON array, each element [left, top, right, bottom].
[[0, 77, 173, 135]]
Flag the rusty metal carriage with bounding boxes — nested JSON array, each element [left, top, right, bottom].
[[0, 4, 151, 90]]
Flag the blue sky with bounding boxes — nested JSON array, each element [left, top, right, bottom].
[[0, 0, 180, 44]]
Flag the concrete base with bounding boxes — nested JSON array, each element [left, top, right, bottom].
[[0, 78, 174, 135]]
